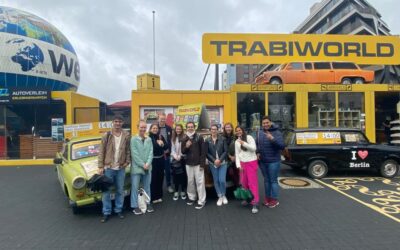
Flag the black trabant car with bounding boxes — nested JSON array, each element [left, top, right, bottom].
[[282, 128, 400, 179]]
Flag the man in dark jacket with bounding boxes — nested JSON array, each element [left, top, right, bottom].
[[181, 121, 207, 209], [256, 116, 285, 208], [158, 113, 174, 193]]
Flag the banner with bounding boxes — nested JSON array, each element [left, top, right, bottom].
[[64, 121, 112, 140], [202, 33, 400, 65], [175, 103, 210, 130], [296, 132, 341, 145]]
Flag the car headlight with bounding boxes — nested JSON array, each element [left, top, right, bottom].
[[72, 176, 86, 190]]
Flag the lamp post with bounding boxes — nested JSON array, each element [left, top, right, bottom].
[[152, 10, 156, 74]]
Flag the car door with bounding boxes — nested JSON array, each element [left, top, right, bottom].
[[338, 131, 375, 169], [312, 62, 335, 83], [284, 62, 306, 83]]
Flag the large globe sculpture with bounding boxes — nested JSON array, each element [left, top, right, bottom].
[[0, 6, 79, 91]]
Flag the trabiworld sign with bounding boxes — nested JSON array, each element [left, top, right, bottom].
[[202, 33, 400, 65]]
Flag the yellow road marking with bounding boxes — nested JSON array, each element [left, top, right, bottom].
[[316, 179, 400, 223]]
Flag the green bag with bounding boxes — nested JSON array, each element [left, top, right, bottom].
[[233, 186, 254, 203]]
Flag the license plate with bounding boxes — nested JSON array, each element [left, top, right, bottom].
[[110, 190, 130, 200]]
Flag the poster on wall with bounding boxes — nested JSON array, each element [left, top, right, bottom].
[[140, 107, 175, 128], [51, 118, 64, 142], [175, 103, 210, 129]]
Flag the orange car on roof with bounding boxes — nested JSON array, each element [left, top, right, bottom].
[[255, 62, 375, 85]]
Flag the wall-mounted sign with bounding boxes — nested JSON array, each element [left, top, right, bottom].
[[251, 84, 283, 91], [0, 87, 51, 104], [321, 84, 352, 91], [202, 33, 400, 65], [51, 118, 64, 142], [64, 121, 113, 140]]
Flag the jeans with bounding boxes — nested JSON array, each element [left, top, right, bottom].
[[165, 157, 172, 186], [102, 168, 125, 215], [259, 161, 280, 200], [209, 162, 227, 197], [130, 172, 151, 208]]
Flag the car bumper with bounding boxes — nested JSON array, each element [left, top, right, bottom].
[[71, 189, 130, 207]]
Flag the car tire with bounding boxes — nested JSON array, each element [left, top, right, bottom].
[[71, 204, 80, 215], [341, 77, 352, 84], [380, 159, 399, 178], [270, 77, 282, 85], [354, 78, 364, 84], [307, 160, 328, 179]]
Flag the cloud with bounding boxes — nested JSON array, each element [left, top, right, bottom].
[[0, 0, 398, 103]]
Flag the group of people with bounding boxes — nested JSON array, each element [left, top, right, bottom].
[[97, 114, 285, 223]]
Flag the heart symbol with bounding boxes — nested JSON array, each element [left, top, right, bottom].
[[358, 150, 368, 160]]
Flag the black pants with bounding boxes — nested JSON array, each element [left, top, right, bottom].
[[151, 157, 165, 201], [173, 170, 187, 192]]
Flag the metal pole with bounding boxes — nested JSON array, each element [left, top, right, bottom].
[[214, 64, 219, 90], [200, 64, 211, 90], [152, 10, 156, 74]]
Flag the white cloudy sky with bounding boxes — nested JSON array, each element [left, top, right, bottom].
[[1, 0, 399, 104]]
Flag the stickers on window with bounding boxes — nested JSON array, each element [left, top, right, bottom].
[[296, 132, 341, 145], [344, 134, 357, 142]]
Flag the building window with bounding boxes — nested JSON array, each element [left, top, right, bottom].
[[237, 93, 265, 134], [309, 93, 336, 127], [268, 93, 296, 129], [338, 93, 365, 129], [252, 65, 258, 70], [243, 73, 249, 79]]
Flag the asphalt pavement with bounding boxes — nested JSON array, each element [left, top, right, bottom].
[[0, 165, 399, 250]]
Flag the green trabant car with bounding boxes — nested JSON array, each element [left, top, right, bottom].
[[54, 136, 131, 214]]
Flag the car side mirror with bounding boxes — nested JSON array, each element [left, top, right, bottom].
[[54, 158, 63, 164]]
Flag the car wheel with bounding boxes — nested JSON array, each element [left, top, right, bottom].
[[341, 78, 352, 84], [354, 78, 364, 84], [71, 204, 80, 215], [307, 160, 328, 179], [270, 77, 282, 85], [380, 160, 399, 178]]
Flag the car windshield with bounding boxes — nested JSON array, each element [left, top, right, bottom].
[[71, 139, 101, 160]]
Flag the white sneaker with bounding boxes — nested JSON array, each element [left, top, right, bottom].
[[222, 196, 228, 205], [173, 192, 179, 201], [153, 198, 163, 204], [252, 205, 259, 214], [216, 197, 223, 206]]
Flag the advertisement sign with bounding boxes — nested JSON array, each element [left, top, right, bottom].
[[0, 32, 80, 90], [175, 103, 210, 129], [296, 132, 341, 145], [64, 121, 112, 140], [0, 87, 50, 104], [202, 33, 400, 65], [51, 118, 64, 142]]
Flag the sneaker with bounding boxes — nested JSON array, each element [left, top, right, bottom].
[[153, 198, 163, 204], [222, 196, 228, 205], [268, 199, 280, 208], [146, 204, 154, 213], [173, 192, 179, 201], [186, 199, 195, 206], [195, 202, 205, 209], [116, 212, 124, 219], [263, 197, 272, 207], [251, 205, 259, 214], [241, 200, 249, 206], [101, 215, 109, 223], [168, 186, 174, 193], [216, 197, 223, 206], [180, 192, 187, 200], [133, 208, 143, 215]]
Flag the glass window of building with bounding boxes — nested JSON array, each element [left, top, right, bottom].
[[243, 65, 249, 71], [338, 93, 365, 129], [243, 73, 249, 79], [237, 93, 265, 134], [375, 92, 400, 143], [268, 93, 296, 129], [309, 93, 336, 127], [252, 65, 258, 70]]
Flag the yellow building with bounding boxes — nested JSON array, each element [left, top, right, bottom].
[[0, 91, 101, 165], [132, 83, 400, 144]]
